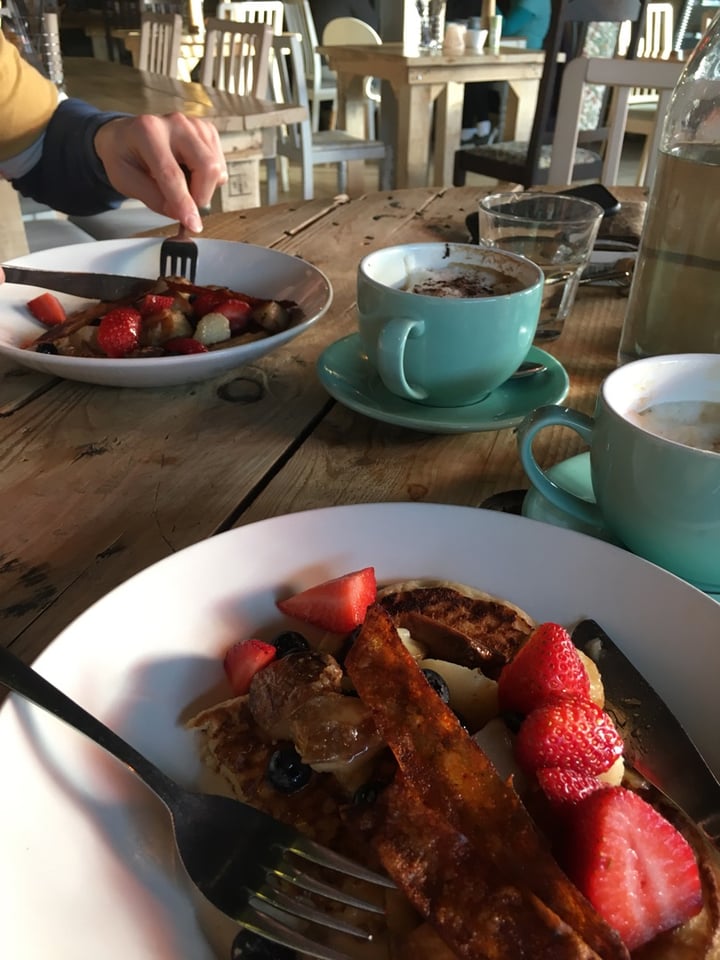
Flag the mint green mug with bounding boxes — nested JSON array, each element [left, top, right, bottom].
[[517, 354, 720, 593], [357, 242, 543, 407]]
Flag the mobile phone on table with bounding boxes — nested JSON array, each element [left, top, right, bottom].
[[555, 184, 622, 216]]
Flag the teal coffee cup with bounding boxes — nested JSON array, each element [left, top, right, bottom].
[[517, 354, 720, 593], [357, 242, 543, 407]]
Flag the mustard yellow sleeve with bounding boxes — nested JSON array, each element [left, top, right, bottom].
[[0, 29, 58, 162]]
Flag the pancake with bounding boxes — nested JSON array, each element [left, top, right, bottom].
[[187, 579, 720, 959]]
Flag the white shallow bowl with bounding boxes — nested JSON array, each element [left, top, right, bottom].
[[2, 502, 719, 959], [0, 238, 333, 387]]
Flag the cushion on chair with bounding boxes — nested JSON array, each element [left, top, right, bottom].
[[460, 141, 601, 170]]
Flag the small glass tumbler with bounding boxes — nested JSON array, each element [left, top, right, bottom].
[[419, 0, 447, 51], [477, 192, 604, 341]]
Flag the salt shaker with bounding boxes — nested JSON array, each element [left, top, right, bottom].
[[618, 12, 720, 362]]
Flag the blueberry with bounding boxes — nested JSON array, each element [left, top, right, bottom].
[[35, 342, 58, 354], [231, 929, 295, 959], [267, 744, 311, 793], [352, 780, 386, 806], [271, 630, 309, 658], [422, 668, 450, 704]]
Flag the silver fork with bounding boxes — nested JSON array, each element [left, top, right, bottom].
[[0, 645, 392, 960], [160, 224, 199, 282]]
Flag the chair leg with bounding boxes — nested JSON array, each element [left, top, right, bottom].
[[337, 161, 348, 194], [264, 157, 278, 205], [279, 156, 290, 193], [453, 153, 468, 187], [379, 147, 392, 191], [311, 96, 320, 132]]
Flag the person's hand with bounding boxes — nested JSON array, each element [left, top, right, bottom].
[[93, 112, 228, 233]]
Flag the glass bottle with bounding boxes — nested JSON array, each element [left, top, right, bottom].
[[618, 12, 720, 363]]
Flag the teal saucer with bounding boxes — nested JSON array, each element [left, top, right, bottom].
[[316, 336, 569, 434], [521, 452, 720, 602]]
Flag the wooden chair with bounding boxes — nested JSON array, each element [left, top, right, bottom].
[[137, 12, 182, 75], [200, 18, 271, 96], [282, 0, 337, 132], [548, 54, 683, 186], [269, 32, 390, 200], [452, 0, 647, 189], [322, 16, 381, 140], [215, 1, 284, 33]]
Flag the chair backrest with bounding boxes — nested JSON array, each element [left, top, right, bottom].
[[271, 32, 309, 145], [200, 18, 271, 96], [282, 0, 322, 84], [548, 54, 683, 185], [521, 0, 646, 181], [321, 16, 381, 46], [215, 1, 284, 34], [138, 11, 182, 75]]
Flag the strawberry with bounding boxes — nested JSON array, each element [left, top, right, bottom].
[[536, 766, 605, 807], [97, 307, 142, 358], [562, 786, 703, 950], [211, 298, 253, 334], [276, 567, 377, 634], [163, 337, 208, 355], [515, 696, 624, 776], [137, 293, 175, 317], [498, 622, 590, 716], [223, 638, 277, 695], [192, 290, 227, 318], [27, 292, 66, 326]]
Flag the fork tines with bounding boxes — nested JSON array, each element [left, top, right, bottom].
[[159, 225, 198, 282], [238, 838, 393, 960]]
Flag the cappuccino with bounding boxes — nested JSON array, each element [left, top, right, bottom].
[[628, 400, 720, 453], [403, 264, 525, 299]]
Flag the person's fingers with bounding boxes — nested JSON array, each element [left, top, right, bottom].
[[0, 265, 5, 284], [94, 114, 227, 231]]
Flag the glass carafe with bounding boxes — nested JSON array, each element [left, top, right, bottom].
[[618, 12, 720, 363]]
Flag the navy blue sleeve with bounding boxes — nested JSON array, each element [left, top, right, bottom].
[[11, 98, 130, 216]]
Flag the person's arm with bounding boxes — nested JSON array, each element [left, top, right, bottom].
[[501, 7, 535, 38]]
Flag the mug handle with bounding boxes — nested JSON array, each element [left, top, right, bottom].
[[516, 404, 604, 527], [377, 317, 428, 401]]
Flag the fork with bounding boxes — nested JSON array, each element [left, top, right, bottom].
[[0, 645, 392, 960], [160, 224, 199, 282]]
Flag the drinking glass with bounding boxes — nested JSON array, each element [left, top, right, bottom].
[[477, 192, 603, 341]]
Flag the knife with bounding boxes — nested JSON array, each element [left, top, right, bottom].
[[572, 619, 720, 847], [3, 266, 156, 301]]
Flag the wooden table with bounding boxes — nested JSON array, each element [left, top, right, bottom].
[[63, 57, 307, 211], [317, 42, 547, 189], [0, 185, 642, 673]]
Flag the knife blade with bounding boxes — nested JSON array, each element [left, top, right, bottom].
[[572, 618, 720, 847], [3, 266, 156, 301]]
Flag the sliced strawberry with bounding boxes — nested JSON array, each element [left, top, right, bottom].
[[163, 337, 208, 355], [137, 293, 175, 317], [276, 567, 377, 634], [97, 307, 142, 358], [536, 766, 605, 807], [498, 622, 590, 716], [515, 697, 624, 777], [562, 786, 703, 950], [193, 290, 227, 318], [211, 298, 253, 334], [27, 292, 66, 326], [223, 638, 277, 695]]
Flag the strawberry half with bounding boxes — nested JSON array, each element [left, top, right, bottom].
[[27, 292, 66, 326], [536, 766, 605, 807], [498, 622, 590, 716], [223, 638, 277, 695], [163, 337, 208, 355], [211, 298, 253, 334], [515, 696, 624, 777], [562, 786, 703, 950], [97, 307, 142, 358], [276, 567, 377, 634], [137, 293, 175, 317]]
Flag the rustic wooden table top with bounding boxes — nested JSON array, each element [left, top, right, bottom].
[[0, 185, 643, 669]]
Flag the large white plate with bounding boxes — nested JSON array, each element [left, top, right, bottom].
[[0, 239, 332, 387], [2, 503, 719, 959]]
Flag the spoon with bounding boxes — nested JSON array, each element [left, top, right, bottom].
[[511, 359, 547, 379], [578, 257, 635, 290]]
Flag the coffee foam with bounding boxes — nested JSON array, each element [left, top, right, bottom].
[[402, 263, 525, 299]]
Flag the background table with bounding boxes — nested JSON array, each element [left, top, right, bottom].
[[318, 43, 547, 189], [63, 57, 307, 211], [0, 185, 642, 672]]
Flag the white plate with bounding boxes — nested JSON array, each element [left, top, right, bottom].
[[2, 503, 719, 959], [0, 239, 332, 387]]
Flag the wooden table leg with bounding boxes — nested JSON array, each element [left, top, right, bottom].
[[503, 77, 541, 141], [395, 84, 435, 188], [433, 80, 464, 186]]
